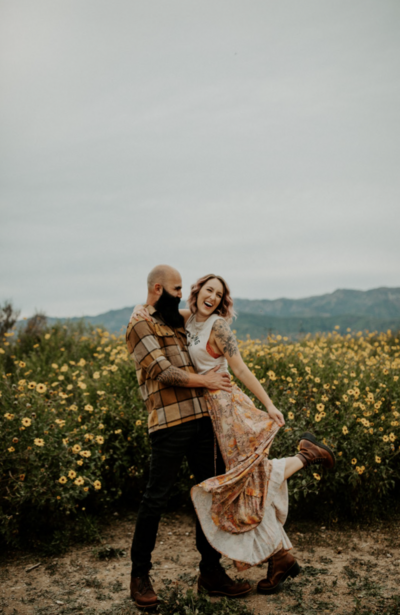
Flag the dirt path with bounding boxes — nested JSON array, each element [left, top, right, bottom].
[[1, 513, 399, 615]]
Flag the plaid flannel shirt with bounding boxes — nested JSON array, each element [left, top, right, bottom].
[[126, 305, 208, 434]]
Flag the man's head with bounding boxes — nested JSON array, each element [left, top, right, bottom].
[[146, 265, 184, 328]]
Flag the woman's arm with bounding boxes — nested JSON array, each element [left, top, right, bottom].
[[130, 305, 191, 324], [179, 308, 191, 325], [211, 319, 285, 427]]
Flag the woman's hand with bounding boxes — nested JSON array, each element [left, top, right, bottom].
[[266, 404, 285, 427], [130, 305, 152, 322]]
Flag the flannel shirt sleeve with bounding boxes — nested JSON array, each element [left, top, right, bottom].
[[127, 319, 172, 380]]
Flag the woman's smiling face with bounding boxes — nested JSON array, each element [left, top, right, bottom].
[[196, 277, 224, 321]]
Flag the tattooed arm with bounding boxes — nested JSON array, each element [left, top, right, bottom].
[[157, 366, 190, 386], [211, 319, 285, 426], [157, 365, 232, 392]]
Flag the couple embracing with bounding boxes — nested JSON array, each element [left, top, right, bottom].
[[126, 265, 335, 609]]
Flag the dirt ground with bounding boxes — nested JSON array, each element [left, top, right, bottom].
[[1, 512, 399, 615]]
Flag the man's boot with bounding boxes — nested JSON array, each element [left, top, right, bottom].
[[198, 564, 252, 597], [296, 432, 335, 469], [257, 548, 300, 594], [130, 573, 158, 609]]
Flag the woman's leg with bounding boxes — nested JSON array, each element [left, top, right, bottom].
[[284, 456, 304, 480]]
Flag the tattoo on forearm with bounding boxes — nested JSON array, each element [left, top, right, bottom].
[[212, 319, 239, 357], [157, 366, 190, 386]]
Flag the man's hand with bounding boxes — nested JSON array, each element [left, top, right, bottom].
[[203, 367, 232, 393], [266, 404, 285, 427]]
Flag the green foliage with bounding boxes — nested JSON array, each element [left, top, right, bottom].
[[158, 582, 254, 615], [236, 330, 400, 520], [0, 301, 20, 337], [1, 317, 400, 550], [0, 318, 149, 549]]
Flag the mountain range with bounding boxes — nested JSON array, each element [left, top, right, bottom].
[[42, 286, 400, 339]]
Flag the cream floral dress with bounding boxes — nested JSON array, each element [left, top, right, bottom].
[[186, 314, 292, 570]]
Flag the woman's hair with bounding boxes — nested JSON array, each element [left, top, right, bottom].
[[187, 274, 236, 323]]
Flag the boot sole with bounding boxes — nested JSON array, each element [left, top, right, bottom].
[[299, 432, 336, 467], [132, 598, 159, 610], [257, 560, 301, 595], [198, 584, 253, 598]]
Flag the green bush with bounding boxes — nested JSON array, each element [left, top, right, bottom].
[[236, 329, 400, 519], [1, 319, 399, 550], [0, 320, 149, 550]]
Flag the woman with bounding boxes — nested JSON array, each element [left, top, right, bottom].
[[133, 274, 335, 594]]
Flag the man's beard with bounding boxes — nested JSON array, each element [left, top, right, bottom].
[[154, 289, 184, 328]]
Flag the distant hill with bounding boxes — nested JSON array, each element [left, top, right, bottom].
[[36, 286, 400, 339], [234, 287, 400, 319], [234, 313, 400, 339]]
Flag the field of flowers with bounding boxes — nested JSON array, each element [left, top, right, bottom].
[[1, 317, 399, 551]]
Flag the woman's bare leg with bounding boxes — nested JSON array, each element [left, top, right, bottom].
[[284, 456, 304, 480]]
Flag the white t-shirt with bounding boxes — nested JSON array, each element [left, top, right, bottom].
[[186, 313, 229, 375]]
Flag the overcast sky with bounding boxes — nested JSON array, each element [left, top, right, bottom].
[[1, 0, 399, 318]]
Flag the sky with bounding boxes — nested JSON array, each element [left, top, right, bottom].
[[1, 0, 399, 318]]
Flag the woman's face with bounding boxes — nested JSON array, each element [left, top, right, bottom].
[[196, 278, 224, 320]]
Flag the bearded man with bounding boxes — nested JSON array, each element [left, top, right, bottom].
[[126, 265, 251, 609]]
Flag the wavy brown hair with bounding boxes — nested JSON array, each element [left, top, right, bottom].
[[187, 274, 236, 323]]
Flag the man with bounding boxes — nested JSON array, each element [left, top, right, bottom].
[[126, 265, 252, 609]]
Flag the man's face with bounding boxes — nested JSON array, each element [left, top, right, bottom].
[[154, 271, 184, 328], [162, 271, 183, 299]]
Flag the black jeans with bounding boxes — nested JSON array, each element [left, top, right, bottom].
[[131, 417, 225, 576]]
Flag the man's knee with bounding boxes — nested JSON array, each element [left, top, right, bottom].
[[139, 489, 169, 518]]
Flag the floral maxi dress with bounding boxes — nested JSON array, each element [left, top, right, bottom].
[[186, 314, 292, 570]]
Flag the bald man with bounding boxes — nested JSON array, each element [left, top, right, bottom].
[[126, 265, 251, 609]]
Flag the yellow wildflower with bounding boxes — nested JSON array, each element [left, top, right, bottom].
[[96, 436, 104, 444], [94, 480, 102, 490], [34, 438, 44, 446], [351, 458, 357, 465], [375, 456, 381, 463], [59, 476, 67, 484], [74, 477, 84, 486], [313, 473, 321, 480], [136, 420, 142, 426], [342, 426, 349, 435]]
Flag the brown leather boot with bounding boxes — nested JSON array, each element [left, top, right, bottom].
[[257, 548, 300, 594], [130, 573, 158, 609], [296, 432, 335, 469], [198, 565, 252, 597]]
